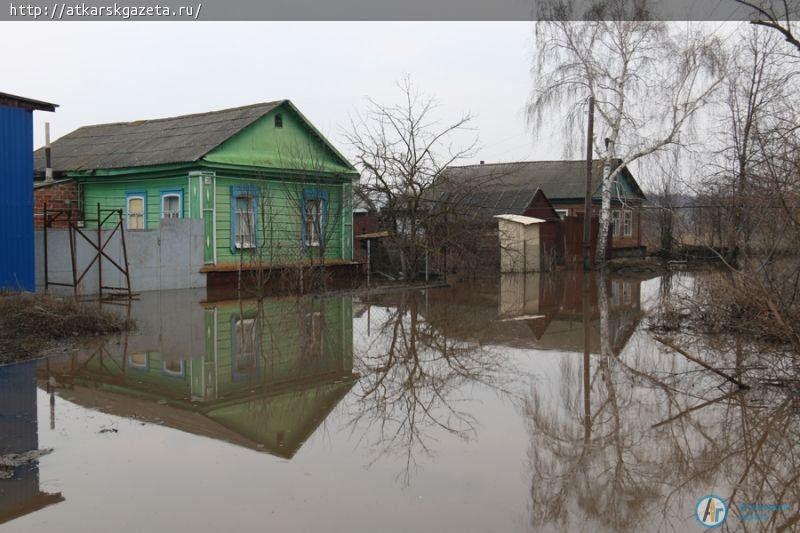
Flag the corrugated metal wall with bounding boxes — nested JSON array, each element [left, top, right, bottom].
[[0, 105, 35, 290]]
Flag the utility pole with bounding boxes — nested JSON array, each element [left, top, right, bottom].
[[582, 96, 595, 270]]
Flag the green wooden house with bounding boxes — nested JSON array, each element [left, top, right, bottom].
[[38, 294, 356, 458], [33, 101, 358, 273]]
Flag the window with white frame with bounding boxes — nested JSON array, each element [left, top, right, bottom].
[[304, 199, 322, 246], [234, 194, 256, 249], [303, 310, 324, 359], [126, 195, 145, 230], [555, 209, 569, 220], [611, 210, 621, 236], [233, 318, 257, 377], [623, 210, 633, 237], [162, 359, 184, 376], [161, 193, 181, 219]]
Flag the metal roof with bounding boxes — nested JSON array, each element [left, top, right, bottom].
[[0, 92, 58, 112], [33, 101, 285, 173], [493, 214, 545, 225]]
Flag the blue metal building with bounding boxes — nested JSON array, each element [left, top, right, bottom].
[[0, 93, 57, 291]]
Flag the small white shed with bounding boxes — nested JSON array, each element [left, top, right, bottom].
[[494, 214, 546, 273]]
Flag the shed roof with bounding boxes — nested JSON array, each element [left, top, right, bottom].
[[494, 214, 545, 225], [443, 160, 646, 202], [33, 101, 287, 173], [0, 91, 58, 112]]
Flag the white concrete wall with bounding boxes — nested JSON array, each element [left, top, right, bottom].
[[35, 218, 206, 295]]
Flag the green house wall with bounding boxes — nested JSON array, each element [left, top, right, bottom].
[[212, 175, 352, 265], [70, 103, 356, 266], [81, 174, 189, 229], [204, 105, 353, 174]]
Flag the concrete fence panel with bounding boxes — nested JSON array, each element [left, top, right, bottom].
[[35, 218, 206, 295]]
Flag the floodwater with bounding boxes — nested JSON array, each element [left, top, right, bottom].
[[0, 272, 797, 532]]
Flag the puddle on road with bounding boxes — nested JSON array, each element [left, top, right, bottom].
[[0, 272, 796, 532]]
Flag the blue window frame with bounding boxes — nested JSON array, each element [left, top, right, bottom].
[[301, 188, 329, 247], [230, 185, 260, 252], [125, 191, 147, 230], [160, 189, 183, 219]]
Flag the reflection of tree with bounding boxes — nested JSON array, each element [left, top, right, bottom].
[[348, 289, 523, 484], [525, 273, 800, 532]]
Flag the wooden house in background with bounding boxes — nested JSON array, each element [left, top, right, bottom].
[[443, 159, 647, 257], [33, 101, 359, 282], [425, 183, 565, 275]]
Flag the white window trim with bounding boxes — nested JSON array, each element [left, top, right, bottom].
[[305, 199, 322, 247], [611, 210, 621, 237], [554, 209, 569, 220], [234, 317, 258, 374], [162, 359, 184, 376], [160, 192, 182, 219], [623, 210, 633, 237], [234, 195, 256, 250], [126, 195, 146, 230]]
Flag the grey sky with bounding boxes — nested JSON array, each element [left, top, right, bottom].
[[1, 22, 564, 166]]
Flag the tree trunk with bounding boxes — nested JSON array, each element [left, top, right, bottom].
[[595, 155, 614, 264]]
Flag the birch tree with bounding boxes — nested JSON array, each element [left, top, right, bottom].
[[734, 0, 800, 54], [529, 4, 726, 263]]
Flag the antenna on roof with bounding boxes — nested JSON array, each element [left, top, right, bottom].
[[45, 122, 53, 182]]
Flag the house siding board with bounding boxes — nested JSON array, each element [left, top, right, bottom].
[[80, 176, 189, 229], [204, 107, 354, 174], [0, 105, 35, 290], [213, 176, 348, 267]]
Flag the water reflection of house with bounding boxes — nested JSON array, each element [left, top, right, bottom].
[[498, 271, 644, 355], [38, 292, 356, 459], [363, 271, 645, 356], [0, 361, 64, 525]]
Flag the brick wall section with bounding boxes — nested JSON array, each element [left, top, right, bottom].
[[33, 180, 82, 228]]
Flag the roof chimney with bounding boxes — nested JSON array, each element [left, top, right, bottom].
[[44, 122, 53, 182]]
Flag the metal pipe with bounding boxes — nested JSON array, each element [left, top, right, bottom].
[[45, 122, 53, 182], [97, 203, 102, 300], [43, 203, 49, 293]]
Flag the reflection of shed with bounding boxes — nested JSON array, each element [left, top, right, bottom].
[[495, 214, 546, 272]]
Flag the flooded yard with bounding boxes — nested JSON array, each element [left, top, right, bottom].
[[0, 273, 797, 532]]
